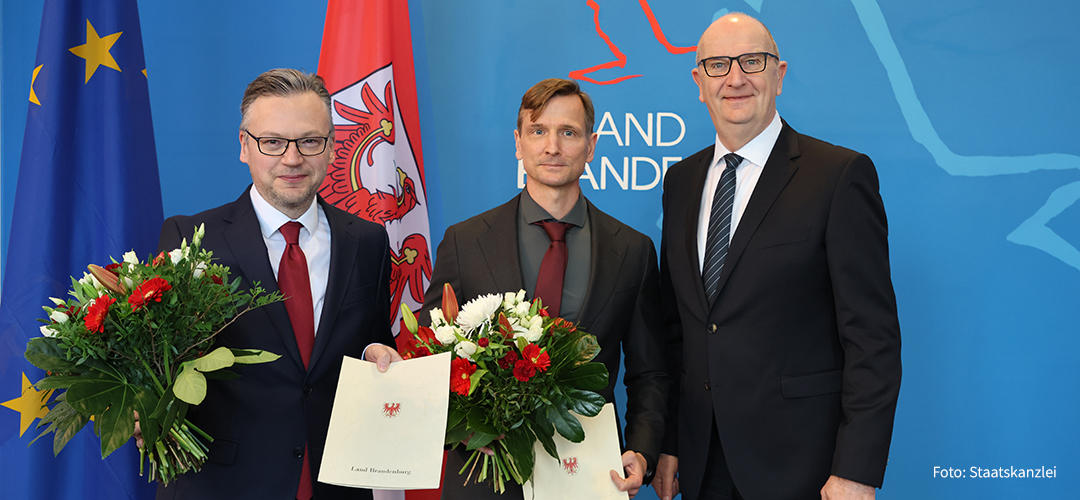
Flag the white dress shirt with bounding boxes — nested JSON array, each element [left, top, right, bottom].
[[697, 112, 784, 272], [248, 187, 332, 336]]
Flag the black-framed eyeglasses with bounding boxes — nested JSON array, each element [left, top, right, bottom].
[[244, 130, 330, 156], [697, 52, 779, 77]]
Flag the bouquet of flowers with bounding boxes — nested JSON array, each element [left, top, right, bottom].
[[24, 224, 284, 485], [400, 284, 609, 493]]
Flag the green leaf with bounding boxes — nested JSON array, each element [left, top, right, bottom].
[[173, 366, 207, 405], [466, 406, 500, 436], [547, 399, 584, 443], [203, 369, 240, 381], [563, 388, 605, 417], [502, 427, 535, 481], [187, 346, 235, 373], [559, 362, 609, 391], [530, 411, 558, 460], [25, 338, 83, 374], [229, 348, 281, 365], [131, 386, 160, 453], [33, 374, 99, 391], [32, 400, 90, 455], [464, 430, 497, 451], [96, 390, 136, 458], [467, 369, 488, 397], [66, 380, 124, 415]]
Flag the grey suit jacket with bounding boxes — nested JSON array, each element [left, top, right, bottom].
[[421, 194, 669, 497]]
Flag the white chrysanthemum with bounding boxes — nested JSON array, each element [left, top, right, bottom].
[[429, 308, 446, 329], [455, 340, 478, 361], [457, 293, 502, 332], [435, 325, 459, 345], [49, 310, 69, 324], [123, 250, 140, 265], [39, 325, 55, 337]]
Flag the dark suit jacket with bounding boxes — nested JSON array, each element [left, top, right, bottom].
[[421, 194, 669, 499], [660, 122, 902, 500], [155, 188, 394, 500]]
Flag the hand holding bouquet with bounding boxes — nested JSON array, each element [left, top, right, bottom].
[[400, 284, 609, 493], [24, 224, 284, 484]]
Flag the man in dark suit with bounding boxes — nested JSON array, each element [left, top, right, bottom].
[[653, 14, 902, 500], [154, 68, 402, 500], [420, 78, 669, 499]]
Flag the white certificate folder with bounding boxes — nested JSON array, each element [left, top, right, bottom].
[[524, 403, 629, 500], [318, 352, 451, 489]]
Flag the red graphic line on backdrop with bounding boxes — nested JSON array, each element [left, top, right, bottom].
[[569, 0, 642, 85], [639, 0, 696, 54]]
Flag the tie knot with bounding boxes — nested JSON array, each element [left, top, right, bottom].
[[534, 220, 570, 242], [280, 221, 303, 245], [723, 153, 742, 170]]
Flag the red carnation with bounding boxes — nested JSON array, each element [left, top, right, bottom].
[[84, 296, 116, 333], [513, 359, 537, 382], [128, 276, 172, 311], [210, 274, 224, 286], [478, 337, 490, 347], [104, 263, 122, 274], [450, 358, 477, 396], [498, 351, 519, 370], [522, 343, 551, 372]]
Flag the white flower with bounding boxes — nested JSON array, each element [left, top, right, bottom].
[[123, 251, 140, 265], [429, 308, 446, 329], [169, 248, 185, 265], [39, 325, 55, 337], [49, 310, 69, 324], [457, 293, 502, 333], [455, 341, 478, 361], [503, 292, 517, 310], [514, 301, 531, 317], [79, 272, 103, 293], [193, 261, 207, 278], [435, 325, 459, 345], [48, 297, 65, 306], [513, 315, 545, 342]]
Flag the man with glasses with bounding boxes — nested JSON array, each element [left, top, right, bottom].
[[655, 13, 901, 500], [155, 68, 401, 500]]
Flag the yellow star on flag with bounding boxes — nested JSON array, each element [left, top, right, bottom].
[[68, 19, 123, 84], [29, 64, 43, 105], [1, 373, 52, 437]]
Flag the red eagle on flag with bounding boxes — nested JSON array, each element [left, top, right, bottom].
[[318, 0, 432, 353]]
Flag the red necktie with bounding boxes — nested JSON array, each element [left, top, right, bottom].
[[533, 221, 571, 317], [277, 221, 314, 500]]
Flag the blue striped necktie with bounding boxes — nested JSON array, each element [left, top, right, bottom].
[[702, 153, 741, 306]]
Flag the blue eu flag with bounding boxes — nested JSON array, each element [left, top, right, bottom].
[[0, 0, 161, 498]]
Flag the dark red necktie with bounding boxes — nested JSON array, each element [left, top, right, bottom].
[[533, 221, 571, 317], [277, 221, 314, 500]]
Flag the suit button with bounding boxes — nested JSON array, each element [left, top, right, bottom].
[[304, 386, 313, 395], [707, 324, 717, 334], [704, 379, 710, 390], [293, 447, 304, 458]]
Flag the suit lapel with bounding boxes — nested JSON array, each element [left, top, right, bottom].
[[711, 122, 801, 301], [309, 198, 355, 370], [681, 147, 714, 314], [221, 195, 307, 370], [576, 200, 626, 328], [476, 196, 525, 293]]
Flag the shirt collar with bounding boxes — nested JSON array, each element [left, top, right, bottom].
[[711, 111, 783, 169], [519, 188, 587, 228], [248, 185, 321, 239]]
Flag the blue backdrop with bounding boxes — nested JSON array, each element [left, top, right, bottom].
[[2, 1, 1078, 498]]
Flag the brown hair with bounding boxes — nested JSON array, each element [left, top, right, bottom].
[[239, 68, 333, 133], [517, 78, 595, 133]]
